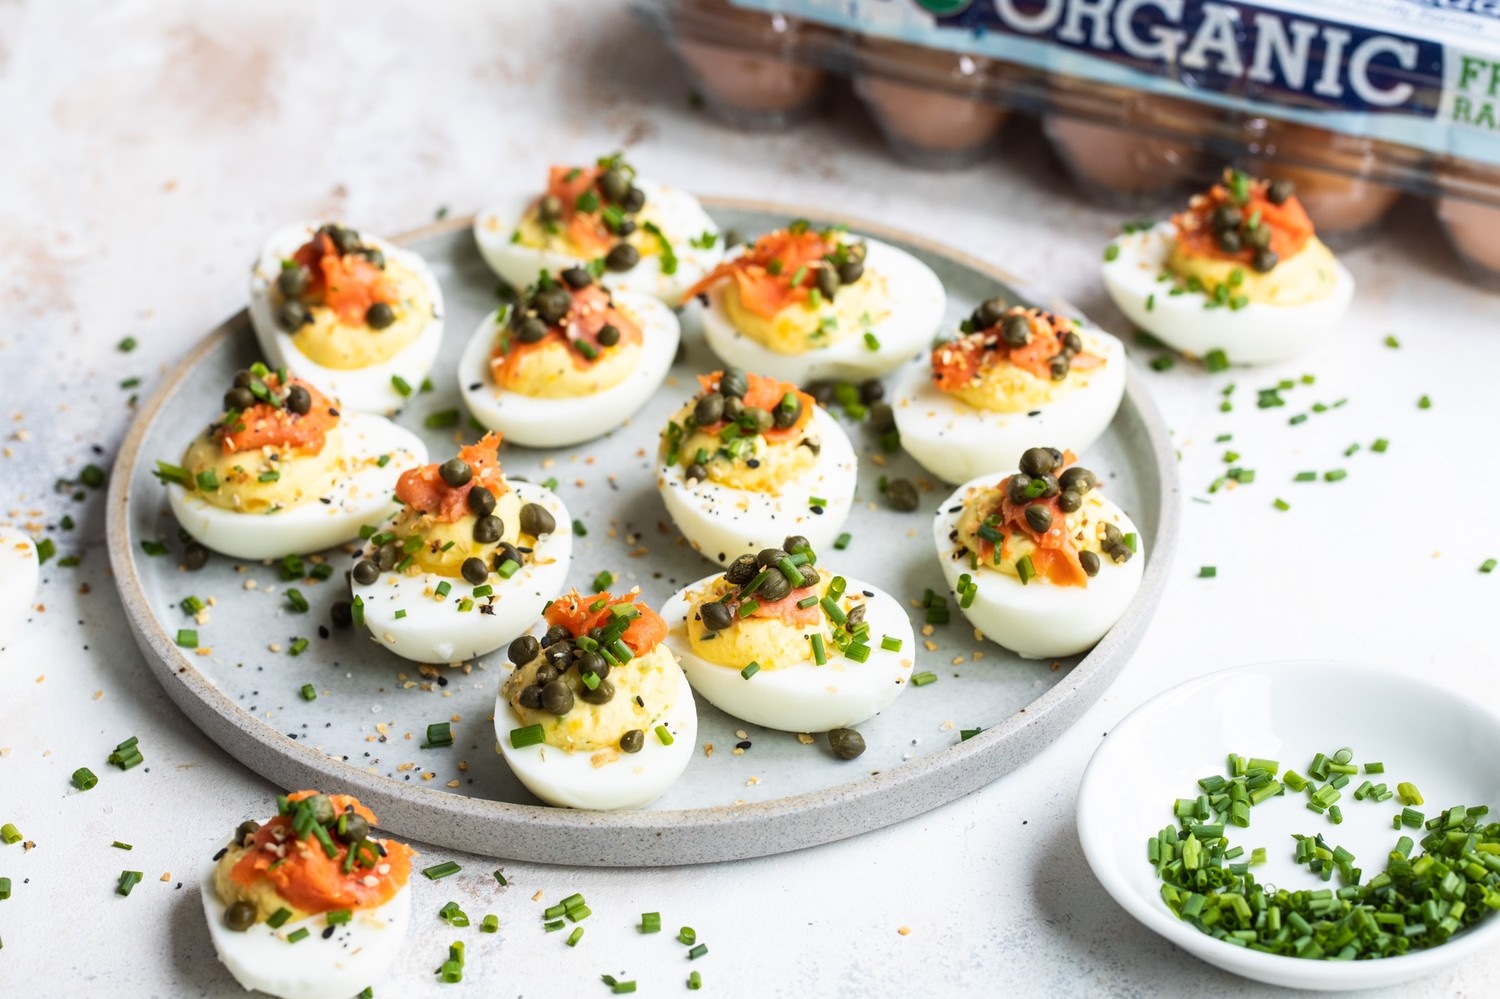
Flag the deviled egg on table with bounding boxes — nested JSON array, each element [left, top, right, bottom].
[[1102, 169, 1354, 365], [661, 536, 915, 735], [496, 589, 696, 810], [350, 432, 570, 664], [249, 222, 444, 415], [474, 152, 722, 307], [202, 791, 414, 999], [934, 448, 1143, 660], [684, 220, 945, 384], [156, 365, 424, 561], [893, 299, 1125, 484], [459, 265, 680, 447], [657, 368, 857, 564]]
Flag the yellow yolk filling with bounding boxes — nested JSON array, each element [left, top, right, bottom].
[[721, 270, 891, 355], [1167, 236, 1339, 307], [684, 573, 864, 671], [669, 403, 820, 494], [496, 337, 641, 398], [946, 334, 1111, 414], [182, 428, 347, 513], [388, 489, 524, 579], [214, 846, 310, 923], [505, 644, 679, 753], [954, 485, 1120, 581], [290, 257, 432, 369]]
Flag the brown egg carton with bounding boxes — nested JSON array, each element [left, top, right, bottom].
[[634, 0, 1500, 284]]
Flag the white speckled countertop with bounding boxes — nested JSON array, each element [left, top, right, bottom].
[[4, 2, 1500, 996]]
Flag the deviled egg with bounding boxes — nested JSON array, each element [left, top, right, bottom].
[[459, 265, 680, 448], [657, 368, 856, 564], [202, 791, 414, 999], [351, 433, 571, 664], [933, 448, 1143, 660], [249, 222, 444, 415], [893, 300, 1125, 484], [684, 220, 945, 384], [1102, 169, 1354, 366], [496, 589, 696, 809], [474, 152, 722, 308], [158, 365, 424, 561], [0, 532, 39, 645], [661, 536, 914, 733]]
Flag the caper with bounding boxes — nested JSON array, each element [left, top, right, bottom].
[[353, 559, 379, 585], [815, 262, 839, 299], [798, 565, 821, 588], [1216, 229, 1242, 254], [439, 458, 472, 487], [1001, 313, 1032, 347], [1050, 355, 1071, 381], [782, 535, 811, 554], [515, 315, 548, 343], [622, 187, 646, 213], [684, 462, 707, 481], [1055, 489, 1082, 514], [327, 225, 360, 255], [605, 244, 640, 272], [858, 378, 885, 404], [756, 547, 789, 568], [974, 296, 1009, 329], [366, 302, 396, 329], [724, 553, 759, 585], [509, 634, 540, 665], [1024, 504, 1053, 533], [183, 542, 208, 571], [223, 386, 255, 412], [1007, 473, 1033, 504], [758, 570, 792, 603], [284, 385, 311, 415], [600, 168, 631, 204], [542, 624, 572, 647], [1107, 543, 1132, 564], [542, 679, 574, 715], [1062, 331, 1082, 355], [1244, 224, 1272, 250], [534, 665, 559, 687], [846, 603, 866, 630], [805, 381, 835, 405], [560, 265, 593, 289], [616, 219, 637, 237], [1019, 447, 1057, 478], [1252, 248, 1279, 273], [722, 396, 744, 421], [306, 794, 335, 824], [699, 600, 734, 633], [828, 728, 866, 760], [694, 392, 725, 425], [577, 651, 608, 681], [1211, 203, 1243, 231], [330, 600, 353, 628], [518, 683, 544, 709], [339, 814, 370, 843], [1036, 473, 1060, 499], [359, 247, 386, 269], [1079, 551, 1101, 577], [719, 367, 749, 399], [579, 677, 615, 705], [1102, 522, 1124, 547], [837, 260, 864, 284], [1058, 467, 1096, 494], [375, 541, 400, 571], [538, 195, 563, 222], [461, 557, 489, 585], [534, 286, 572, 324], [620, 729, 645, 754], [276, 264, 309, 298], [886, 477, 920, 512], [545, 642, 572, 669], [520, 502, 556, 537], [1267, 178, 1295, 205], [467, 485, 496, 516], [224, 901, 257, 932], [773, 395, 802, 429], [743, 407, 773, 434], [277, 299, 309, 331], [496, 541, 522, 569], [473, 515, 503, 544], [597, 324, 620, 347], [235, 819, 261, 845]]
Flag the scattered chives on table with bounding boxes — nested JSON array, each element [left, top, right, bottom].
[[422, 861, 462, 881]]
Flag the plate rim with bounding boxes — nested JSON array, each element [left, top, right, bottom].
[[107, 200, 1182, 865], [1076, 659, 1500, 989]]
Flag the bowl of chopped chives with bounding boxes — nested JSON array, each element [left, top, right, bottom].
[[1077, 660, 1500, 990]]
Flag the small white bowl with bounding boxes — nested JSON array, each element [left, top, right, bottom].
[[1078, 660, 1500, 991]]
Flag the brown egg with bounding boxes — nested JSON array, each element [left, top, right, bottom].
[[672, 0, 828, 128], [1435, 158, 1500, 276], [854, 37, 1012, 168], [1251, 123, 1411, 235], [1043, 82, 1210, 204]]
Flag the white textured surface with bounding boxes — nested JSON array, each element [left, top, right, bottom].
[[2, 2, 1499, 997]]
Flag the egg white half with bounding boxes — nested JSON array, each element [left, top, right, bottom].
[[698, 238, 946, 384], [495, 665, 698, 810], [473, 180, 723, 308], [892, 329, 1127, 485], [0, 532, 39, 646], [457, 293, 681, 448], [200, 857, 410, 999], [167, 412, 425, 562], [249, 222, 446, 416], [1101, 222, 1354, 366], [933, 475, 1145, 660], [661, 574, 915, 732], [352, 481, 572, 664], [657, 405, 857, 565]]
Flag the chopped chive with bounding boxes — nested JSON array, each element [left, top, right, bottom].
[[592, 570, 613, 592], [300, 683, 317, 701], [1150, 355, 1176, 372], [640, 912, 661, 933], [481, 914, 499, 933], [688, 944, 708, 960], [1417, 395, 1431, 410], [678, 926, 696, 945], [0, 824, 19, 844], [391, 375, 413, 397], [654, 725, 674, 746], [1324, 469, 1347, 482], [285, 588, 309, 613], [288, 637, 309, 656], [911, 671, 937, 687], [808, 496, 826, 510], [1372, 438, 1389, 453], [112, 841, 132, 850], [1198, 566, 1217, 578], [496, 558, 521, 579], [266, 907, 292, 928], [422, 861, 462, 881], [1103, 244, 1120, 262], [423, 722, 454, 748], [493, 869, 508, 886], [688, 971, 702, 990], [510, 725, 544, 749], [810, 633, 827, 665], [880, 635, 903, 652], [176, 629, 198, 649], [352, 596, 364, 626], [472, 584, 493, 598], [424, 409, 460, 429], [1273, 498, 1290, 511], [1015, 555, 1035, 586], [544, 919, 565, 932], [796, 595, 819, 609], [1203, 349, 1230, 373], [1294, 471, 1317, 482], [1481, 559, 1497, 574], [0, 877, 9, 900], [72, 767, 98, 791], [567, 927, 584, 947], [118, 336, 137, 352], [740, 662, 760, 680], [116, 870, 144, 896], [326, 908, 352, 925], [863, 331, 880, 351]]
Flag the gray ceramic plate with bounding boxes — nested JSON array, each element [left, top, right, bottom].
[[107, 202, 1180, 866]]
